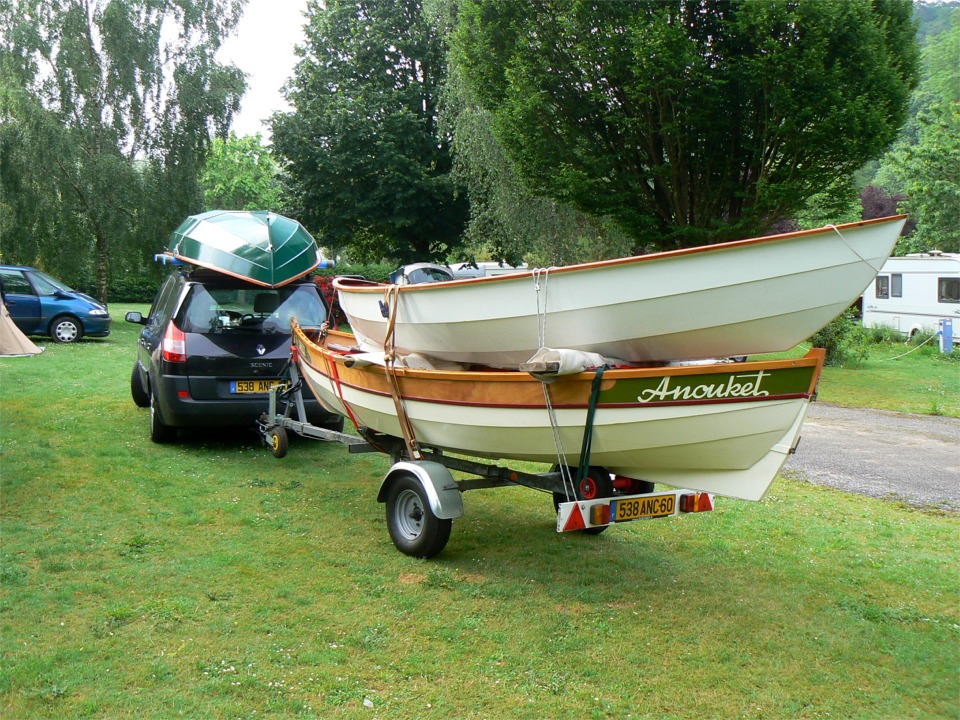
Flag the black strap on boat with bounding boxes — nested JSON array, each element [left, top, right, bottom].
[[575, 365, 608, 488]]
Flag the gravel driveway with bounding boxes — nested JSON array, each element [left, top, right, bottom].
[[784, 402, 960, 511]]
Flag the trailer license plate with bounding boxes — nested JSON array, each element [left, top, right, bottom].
[[612, 493, 676, 522], [230, 379, 280, 394]]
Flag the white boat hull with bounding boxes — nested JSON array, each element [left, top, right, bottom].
[[336, 216, 906, 366], [293, 329, 825, 501]]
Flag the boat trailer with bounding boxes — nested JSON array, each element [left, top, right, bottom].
[[258, 361, 715, 558]]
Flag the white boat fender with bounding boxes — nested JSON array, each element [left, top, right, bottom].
[[520, 347, 621, 382], [377, 461, 465, 520]]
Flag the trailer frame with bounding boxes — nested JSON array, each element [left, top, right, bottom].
[[257, 363, 714, 558]]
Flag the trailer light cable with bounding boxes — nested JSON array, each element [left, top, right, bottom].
[[879, 331, 940, 361]]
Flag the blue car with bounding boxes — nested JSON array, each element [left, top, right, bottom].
[[0, 265, 111, 343]]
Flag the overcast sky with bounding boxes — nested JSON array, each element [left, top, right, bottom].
[[217, 0, 310, 139]]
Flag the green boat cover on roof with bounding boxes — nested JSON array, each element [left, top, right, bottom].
[[167, 210, 322, 287]]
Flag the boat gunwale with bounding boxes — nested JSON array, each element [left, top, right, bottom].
[[293, 325, 825, 409], [165, 251, 318, 288], [332, 215, 907, 295], [298, 352, 817, 410]]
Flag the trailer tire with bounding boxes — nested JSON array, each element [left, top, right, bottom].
[[385, 475, 452, 558], [551, 466, 614, 505], [267, 427, 289, 458]]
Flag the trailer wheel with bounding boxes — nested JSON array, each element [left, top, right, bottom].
[[385, 475, 452, 558], [267, 427, 289, 458], [579, 467, 614, 500]]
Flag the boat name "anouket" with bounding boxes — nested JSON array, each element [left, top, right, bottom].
[[637, 370, 771, 403]]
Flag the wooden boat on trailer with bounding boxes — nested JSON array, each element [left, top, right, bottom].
[[256, 326, 824, 557], [334, 215, 905, 367], [290, 325, 825, 504]]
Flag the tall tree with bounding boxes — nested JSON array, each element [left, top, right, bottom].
[[452, 0, 919, 252], [0, 0, 246, 301], [442, 62, 634, 267], [200, 133, 284, 211], [272, 0, 467, 264], [875, 12, 959, 253]]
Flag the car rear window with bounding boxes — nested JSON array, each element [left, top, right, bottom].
[[179, 284, 326, 334]]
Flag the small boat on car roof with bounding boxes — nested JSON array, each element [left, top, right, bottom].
[[334, 215, 906, 367], [165, 210, 325, 288]]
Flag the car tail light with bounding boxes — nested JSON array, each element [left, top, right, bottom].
[[162, 323, 186, 363]]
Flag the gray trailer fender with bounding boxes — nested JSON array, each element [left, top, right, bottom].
[[377, 461, 464, 520]]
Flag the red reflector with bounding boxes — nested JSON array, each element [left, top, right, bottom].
[[562, 503, 587, 532], [177, 390, 189, 399], [162, 323, 187, 363], [680, 493, 714, 513], [590, 503, 611, 526]]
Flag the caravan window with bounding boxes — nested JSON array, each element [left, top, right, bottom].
[[939, 277, 959, 303], [875, 275, 889, 299], [891, 274, 902, 298]]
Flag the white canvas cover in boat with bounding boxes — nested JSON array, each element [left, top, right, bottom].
[[519, 347, 623, 381], [0, 302, 42, 356]]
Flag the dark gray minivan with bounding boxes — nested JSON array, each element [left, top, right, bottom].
[[126, 268, 343, 442]]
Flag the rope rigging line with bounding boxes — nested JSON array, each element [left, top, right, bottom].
[[533, 267, 552, 348], [533, 267, 582, 500], [879, 332, 940, 361], [827, 224, 872, 268], [541, 381, 577, 502], [381, 284, 422, 461]]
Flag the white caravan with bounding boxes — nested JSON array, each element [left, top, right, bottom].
[[862, 251, 960, 337]]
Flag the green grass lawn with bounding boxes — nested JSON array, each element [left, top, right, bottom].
[[778, 340, 959, 417], [1, 306, 957, 719]]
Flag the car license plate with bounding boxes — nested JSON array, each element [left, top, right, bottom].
[[611, 493, 676, 522], [230, 379, 281, 394]]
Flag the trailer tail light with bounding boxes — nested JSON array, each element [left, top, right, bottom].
[[590, 503, 611, 526], [680, 492, 714, 513], [162, 324, 187, 363]]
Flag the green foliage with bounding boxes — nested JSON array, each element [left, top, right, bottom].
[[0, 0, 246, 301], [809, 310, 869, 367], [451, 0, 919, 252], [863, 323, 909, 345], [200, 133, 284, 212], [315, 264, 395, 284], [875, 13, 960, 254], [791, 179, 864, 231], [441, 62, 634, 267], [881, 102, 960, 255], [272, 0, 468, 264], [104, 273, 163, 304], [914, 0, 960, 42]]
